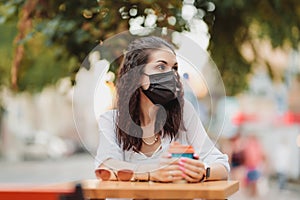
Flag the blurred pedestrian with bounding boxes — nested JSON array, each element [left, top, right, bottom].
[[243, 134, 266, 197], [274, 138, 290, 190], [229, 132, 246, 184]]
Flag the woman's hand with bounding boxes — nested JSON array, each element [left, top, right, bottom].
[[150, 153, 183, 182], [178, 154, 206, 183]]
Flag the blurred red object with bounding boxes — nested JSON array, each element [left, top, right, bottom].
[[0, 183, 83, 200], [232, 112, 257, 125], [283, 112, 300, 124]]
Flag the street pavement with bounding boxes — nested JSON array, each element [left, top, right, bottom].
[[230, 181, 300, 200], [0, 153, 299, 200], [0, 153, 95, 184]]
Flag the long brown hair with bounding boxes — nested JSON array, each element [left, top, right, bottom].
[[116, 36, 185, 152]]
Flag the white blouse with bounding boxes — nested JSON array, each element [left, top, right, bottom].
[[95, 99, 230, 172]]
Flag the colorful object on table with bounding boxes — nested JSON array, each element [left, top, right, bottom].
[[168, 142, 195, 159]]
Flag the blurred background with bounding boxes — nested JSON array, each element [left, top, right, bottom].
[[0, 0, 300, 199]]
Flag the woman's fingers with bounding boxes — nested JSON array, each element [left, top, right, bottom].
[[163, 163, 182, 179], [193, 153, 199, 160], [178, 157, 206, 182], [153, 168, 183, 182], [161, 152, 172, 159], [154, 158, 185, 182], [164, 169, 184, 182], [180, 165, 205, 182], [179, 160, 204, 172], [158, 155, 209, 182]]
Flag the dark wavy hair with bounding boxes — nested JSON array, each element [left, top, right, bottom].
[[116, 36, 185, 152]]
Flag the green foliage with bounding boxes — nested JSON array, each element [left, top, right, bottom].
[[0, 21, 17, 87], [209, 0, 300, 95], [0, 0, 299, 95], [0, 21, 78, 93], [17, 33, 78, 92], [0, 0, 187, 92]]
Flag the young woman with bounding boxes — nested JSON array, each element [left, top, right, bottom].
[[95, 36, 229, 183]]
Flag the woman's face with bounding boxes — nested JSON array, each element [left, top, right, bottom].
[[141, 48, 178, 90]]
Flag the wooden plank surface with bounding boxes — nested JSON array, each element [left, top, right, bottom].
[[0, 180, 239, 200], [82, 179, 239, 199]]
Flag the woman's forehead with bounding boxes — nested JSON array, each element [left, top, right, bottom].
[[147, 48, 177, 63]]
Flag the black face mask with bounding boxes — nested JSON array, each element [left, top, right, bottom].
[[142, 71, 179, 105]]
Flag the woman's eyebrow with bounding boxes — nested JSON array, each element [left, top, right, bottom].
[[156, 60, 178, 66]]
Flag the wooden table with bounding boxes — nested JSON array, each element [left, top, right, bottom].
[[81, 179, 239, 200], [0, 180, 239, 199]]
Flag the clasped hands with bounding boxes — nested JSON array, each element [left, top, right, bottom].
[[151, 153, 207, 183]]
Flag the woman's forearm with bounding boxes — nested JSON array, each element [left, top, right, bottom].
[[205, 163, 229, 181], [98, 158, 229, 182]]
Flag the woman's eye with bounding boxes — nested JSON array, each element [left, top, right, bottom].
[[158, 65, 166, 71], [172, 66, 178, 71]]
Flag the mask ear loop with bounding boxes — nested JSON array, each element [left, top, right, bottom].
[[173, 71, 181, 92]]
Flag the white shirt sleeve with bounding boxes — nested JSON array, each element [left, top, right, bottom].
[[183, 100, 230, 172], [94, 110, 123, 168]]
